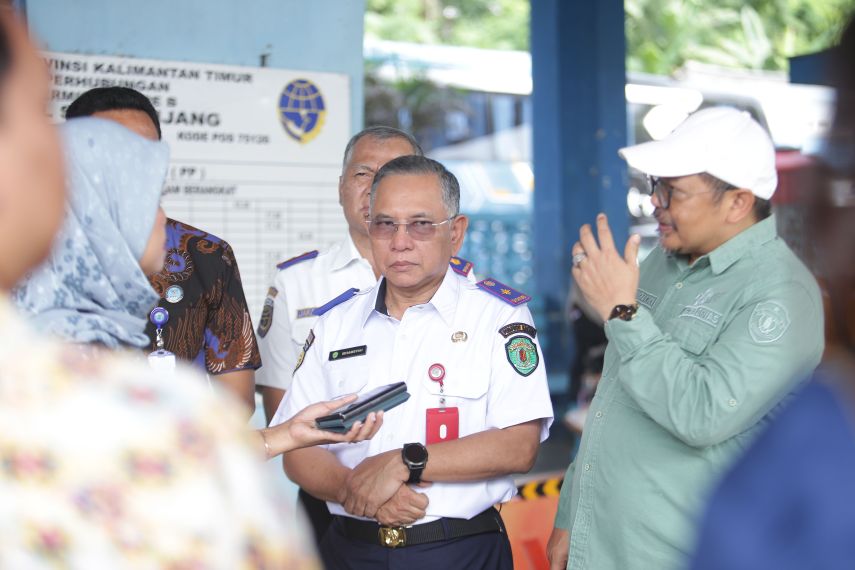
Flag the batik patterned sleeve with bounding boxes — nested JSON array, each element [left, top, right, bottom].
[[203, 241, 262, 375]]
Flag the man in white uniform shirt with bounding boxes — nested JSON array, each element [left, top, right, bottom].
[[256, 127, 423, 419], [273, 155, 553, 569], [256, 126, 423, 543], [257, 126, 476, 543]]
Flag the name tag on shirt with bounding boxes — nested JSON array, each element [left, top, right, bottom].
[[329, 345, 367, 361]]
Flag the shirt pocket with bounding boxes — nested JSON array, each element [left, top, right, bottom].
[[668, 318, 718, 357], [419, 352, 489, 402], [418, 356, 489, 438], [327, 356, 370, 396]]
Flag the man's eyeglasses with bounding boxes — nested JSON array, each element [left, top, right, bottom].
[[367, 217, 455, 240], [645, 175, 734, 209], [645, 175, 674, 209]]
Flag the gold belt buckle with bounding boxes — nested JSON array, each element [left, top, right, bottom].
[[378, 526, 406, 548]]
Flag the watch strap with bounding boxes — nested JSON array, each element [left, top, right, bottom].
[[609, 303, 639, 322], [406, 467, 424, 485]]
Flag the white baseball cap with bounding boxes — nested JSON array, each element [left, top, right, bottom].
[[619, 106, 778, 200]]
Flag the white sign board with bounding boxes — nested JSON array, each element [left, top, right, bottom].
[[46, 52, 351, 323]]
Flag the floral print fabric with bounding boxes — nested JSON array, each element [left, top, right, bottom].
[[0, 295, 319, 569]]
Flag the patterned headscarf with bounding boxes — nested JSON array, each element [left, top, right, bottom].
[[13, 117, 169, 349]]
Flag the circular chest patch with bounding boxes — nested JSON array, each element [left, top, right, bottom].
[[505, 335, 539, 377], [164, 285, 184, 304], [749, 301, 790, 344]]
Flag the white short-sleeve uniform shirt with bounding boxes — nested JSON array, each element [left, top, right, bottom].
[[256, 236, 375, 391], [273, 267, 554, 523]]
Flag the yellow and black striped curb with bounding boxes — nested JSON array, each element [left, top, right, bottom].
[[515, 476, 564, 500]]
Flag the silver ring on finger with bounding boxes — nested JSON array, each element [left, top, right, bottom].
[[572, 252, 587, 267]]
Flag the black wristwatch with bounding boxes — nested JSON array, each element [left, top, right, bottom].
[[609, 303, 639, 322], [402, 443, 428, 484]]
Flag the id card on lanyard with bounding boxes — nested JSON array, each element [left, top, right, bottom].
[[426, 362, 459, 444]]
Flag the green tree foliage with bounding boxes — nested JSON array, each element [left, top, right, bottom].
[[365, 0, 529, 51], [364, 62, 469, 141], [626, 0, 854, 72], [366, 0, 854, 73]]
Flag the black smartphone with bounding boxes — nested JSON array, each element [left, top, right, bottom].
[[316, 382, 410, 433]]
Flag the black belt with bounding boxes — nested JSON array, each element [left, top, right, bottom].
[[336, 507, 504, 548]]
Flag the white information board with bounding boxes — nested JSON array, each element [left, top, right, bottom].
[[46, 52, 351, 323]]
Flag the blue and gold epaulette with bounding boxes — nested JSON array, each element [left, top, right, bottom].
[[312, 288, 359, 316], [449, 256, 474, 277], [476, 278, 531, 306], [276, 250, 319, 270]]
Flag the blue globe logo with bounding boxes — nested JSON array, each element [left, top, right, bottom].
[[278, 79, 326, 144]]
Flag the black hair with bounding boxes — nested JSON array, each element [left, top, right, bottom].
[[65, 87, 161, 139], [370, 155, 460, 217], [701, 172, 772, 221]]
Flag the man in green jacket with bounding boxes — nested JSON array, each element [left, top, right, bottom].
[[547, 107, 824, 570]]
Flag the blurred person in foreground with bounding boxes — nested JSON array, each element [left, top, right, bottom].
[[0, 10, 312, 568], [547, 106, 825, 570], [65, 86, 260, 414], [690, 19, 855, 570], [0, 12, 378, 567]]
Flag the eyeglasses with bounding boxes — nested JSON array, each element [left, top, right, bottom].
[[367, 216, 455, 240], [645, 175, 674, 209], [645, 175, 726, 209]]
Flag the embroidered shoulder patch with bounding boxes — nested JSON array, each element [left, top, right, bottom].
[[296, 307, 316, 319], [257, 287, 277, 338], [477, 278, 531, 306], [449, 256, 474, 277], [293, 329, 315, 374], [276, 250, 319, 271], [505, 335, 539, 376], [748, 301, 790, 344], [312, 288, 359, 317], [498, 322, 537, 338]]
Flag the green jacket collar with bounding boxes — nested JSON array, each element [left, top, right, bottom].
[[700, 215, 778, 275]]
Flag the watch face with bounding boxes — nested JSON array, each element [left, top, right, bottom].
[[403, 443, 427, 464], [610, 304, 638, 321]]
